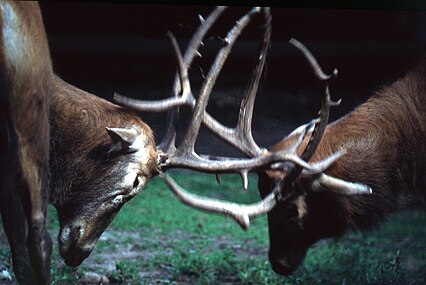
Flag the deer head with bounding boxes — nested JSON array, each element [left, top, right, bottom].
[[49, 77, 158, 266]]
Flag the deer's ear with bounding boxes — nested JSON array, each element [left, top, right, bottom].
[[105, 127, 139, 153]]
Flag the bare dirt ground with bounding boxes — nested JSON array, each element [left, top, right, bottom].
[[73, 228, 266, 284], [0, 227, 267, 284]]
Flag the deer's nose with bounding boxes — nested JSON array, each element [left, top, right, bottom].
[[268, 247, 307, 276], [62, 247, 92, 267], [269, 254, 297, 275]]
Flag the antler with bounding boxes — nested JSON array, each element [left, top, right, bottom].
[[270, 38, 371, 201], [115, 7, 329, 178], [115, 7, 266, 158], [114, 7, 369, 229]]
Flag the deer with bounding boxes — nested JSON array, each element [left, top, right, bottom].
[[114, 5, 425, 277], [0, 3, 349, 283], [256, 52, 426, 275], [0, 3, 388, 283], [0, 2, 159, 283]]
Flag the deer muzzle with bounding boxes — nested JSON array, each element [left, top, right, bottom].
[[268, 247, 308, 276], [58, 222, 95, 266]]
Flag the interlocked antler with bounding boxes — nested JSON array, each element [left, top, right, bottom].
[[114, 7, 369, 229], [270, 39, 371, 200]]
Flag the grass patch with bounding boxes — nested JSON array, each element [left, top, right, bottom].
[[111, 172, 269, 240], [1, 172, 425, 284]]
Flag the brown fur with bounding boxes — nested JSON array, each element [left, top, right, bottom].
[[0, 2, 158, 283], [0, 1, 52, 284], [49, 77, 156, 206], [49, 76, 157, 267], [259, 55, 426, 275]]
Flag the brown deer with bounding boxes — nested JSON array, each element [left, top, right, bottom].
[[0, 1, 157, 283], [0, 3, 349, 284], [116, 5, 425, 277]]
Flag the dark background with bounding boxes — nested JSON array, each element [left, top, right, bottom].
[[39, 2, 426, 155]]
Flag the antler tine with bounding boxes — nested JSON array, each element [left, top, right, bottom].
[[115, 7, 227, 153], [301, 86, 341, 162], [113, 33, 192, 113], [157, 32, 191, 153], [114, 7, 226, 112], [289, 38, 340, 162], [175, 6, 263, 156], [180, 7, 227, 71], [263, 40, 342, 207], [235, 7, 272, 156], [157, 108, 178, 153], [289, 38, 338, 81], [113, 90, 192, 113], [199, 7, 271, 157], [159, 7, 227, 152], [278, 40, 341, 186], [270, 40, 371, 199]]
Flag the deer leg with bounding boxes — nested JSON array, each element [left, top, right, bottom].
[[0, 113, 37, 285], [18, 178, 51, 285], [1, 97, 52, 284], [22, 185, 52, 285], [0, 189, 37, 285], [17, 116, 52, 284], [0, 121, 52, 285]]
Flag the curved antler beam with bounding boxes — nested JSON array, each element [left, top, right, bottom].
[[160, 172, 278, 230]]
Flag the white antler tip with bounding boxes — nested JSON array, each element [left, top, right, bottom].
[[240, 171, 249, 191], [355, 183, 373, 195], [333, 68, 339, 77], [235, 214, 250, 230]]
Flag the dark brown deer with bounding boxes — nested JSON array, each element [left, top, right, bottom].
[[116, 5, 425, 277], [0, 3, 344, 283]]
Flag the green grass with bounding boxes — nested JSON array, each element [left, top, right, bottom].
[[1, 172, 425, 284], [110, 172, 268, 238]]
